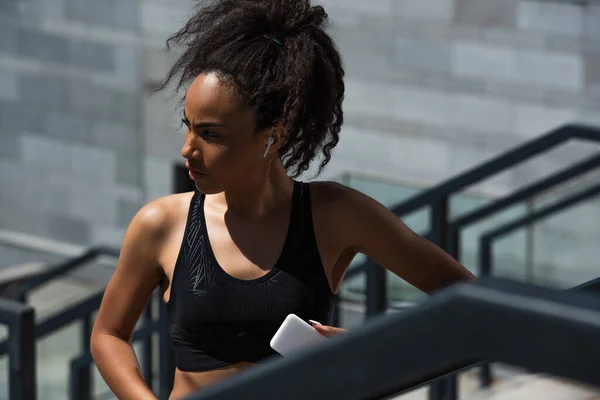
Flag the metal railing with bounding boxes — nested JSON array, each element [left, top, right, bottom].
[[0, 123, 598, 399], [67, 294, 174, 400], [345, 123, 600, 310], [0, 298, 36, 400], [185, 278, 600, 400], [474, 180, 600, 387], [341, 123, 600, 399], [0, 245, 170, 399]]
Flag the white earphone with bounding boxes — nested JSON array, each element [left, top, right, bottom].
[[263, 136, 274, 159]]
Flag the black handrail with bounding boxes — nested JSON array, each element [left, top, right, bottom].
[[3, 123, 598, 399], [466, 181, 600, 386], [10, 246, 119, 302], [66, 272, 600, 400], [184, 278, 600, 400], [340, 123, 600, 399], [573, 276, 600, 292], [0, 288, 105, 355], [0, 298, 36, 400]]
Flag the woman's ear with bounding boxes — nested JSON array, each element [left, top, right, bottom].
[[263, 136, 275, 158], [262, 123, 285, 158]]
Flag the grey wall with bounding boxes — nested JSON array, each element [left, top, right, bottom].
[[142, 0, 600, 195], [1, 0, 599, 285], [140, 0, 600, 286], [0, 0, 145, 247]]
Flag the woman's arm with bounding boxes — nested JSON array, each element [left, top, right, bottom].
[[317, 182, 475, 294], [91, 201, 170, 400]]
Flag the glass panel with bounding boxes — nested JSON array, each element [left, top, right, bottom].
[[0, 355, 7, 400], [0, 324, 7, 400], [338, 269, 366, 303], [459, 203, 530, 278], [492, 228, 530, 281], [386, 275, 427, 304], [449, 193, 490, 220], [345, 175, 422, 208], [530, 193, 600, 289], [36, 321, 82, 400]]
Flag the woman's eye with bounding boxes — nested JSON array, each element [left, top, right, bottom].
[[201, 130, 218, 138]]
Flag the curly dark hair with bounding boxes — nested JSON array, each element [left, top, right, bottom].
[[156, 0, 345, 177]]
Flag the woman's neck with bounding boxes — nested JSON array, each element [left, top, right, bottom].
[[208, 160, 294, 219]]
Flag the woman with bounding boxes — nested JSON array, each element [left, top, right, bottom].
[[90, 1, 475, 399]]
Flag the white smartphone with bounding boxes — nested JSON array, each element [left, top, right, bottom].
[[270, 314, 328, 357]]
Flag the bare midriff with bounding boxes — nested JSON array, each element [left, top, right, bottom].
[[168, 362, 257, 400]]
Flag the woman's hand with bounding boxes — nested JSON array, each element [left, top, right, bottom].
[[309, 320, 347, 337]]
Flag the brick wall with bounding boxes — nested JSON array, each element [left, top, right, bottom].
[[1, 0, 599, 284], [0, 0, 144, 246], [138, 0, 600, 285]]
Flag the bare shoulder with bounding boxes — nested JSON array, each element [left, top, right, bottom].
[[309, 179, 413, 254], [93, 191, 197, 340], [129, 192, 195, 241], [307, 181, 395, 288], [308, 180, 389, 252], [111, 191, 195, 285], [309, 180, 386, 218]]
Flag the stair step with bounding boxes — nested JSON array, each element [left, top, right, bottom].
[[29, 276, 105, 320], [0, 262, 47, 286]]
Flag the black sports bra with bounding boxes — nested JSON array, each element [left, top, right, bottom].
[[167, 181, 335, 371]]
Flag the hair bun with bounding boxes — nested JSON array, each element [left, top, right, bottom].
[[269, 1, 329, 35], [300, 5, 327, 27]]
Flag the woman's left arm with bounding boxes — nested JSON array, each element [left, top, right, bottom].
[[319, 182, 476, 295], [310, 182, 476, 336]]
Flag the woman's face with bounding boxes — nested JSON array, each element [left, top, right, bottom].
[[181, 72, 271, 194]]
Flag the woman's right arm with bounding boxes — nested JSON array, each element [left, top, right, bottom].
[[91, 202, 169, 400]]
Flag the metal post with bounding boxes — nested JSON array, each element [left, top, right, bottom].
[[480, 363, 492, 387], [429, 197, 449, 248], [8, 302, 36, 400], [428, 377, 458, 400], [428, 381, 445, 400], [79, 313, 93, 400], [447, 227, 461, 261], [479, 238, 493, 277], [365, 259, 387, 318], [428, 197, 458, 400], [16, 291, 27, 304], [330, 296, 340, 328], [478, 237, 493, 387], [158, 300, 175, 400], [70, 355, 92, 400]]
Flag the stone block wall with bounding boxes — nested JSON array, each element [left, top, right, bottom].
[[1, 0, 599, 285], [0, 0, 144, 247]]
